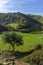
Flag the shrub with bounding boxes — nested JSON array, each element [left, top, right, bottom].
[[22, 49, 43, 65], [34, 44, 42, 50]]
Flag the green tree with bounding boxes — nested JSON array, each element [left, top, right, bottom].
[[2, 32, 23, 53]]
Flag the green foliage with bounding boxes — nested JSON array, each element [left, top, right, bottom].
[[0, 12, 27, 24], [0, 12, 43, 24], [0, 12, 43, 32], [2, 32, 23, 51], [22, 49, 43, 65], [17, 16, 42, 32], [34, 44, 42, 50], [9, 23, 18, 29], [0, 13, 42, 23], [0, 33, 42, 51], [0, 24, 14, 33], [29, 50, 43, 65], [28, 14, 43, 23]]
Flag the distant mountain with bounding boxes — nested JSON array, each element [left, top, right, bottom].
[[0, 12, 43, 32], [0, 12, 43, 24]]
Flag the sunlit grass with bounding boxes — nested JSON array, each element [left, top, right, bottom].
[[0, 32, 43, 52], [9, 23, 18, 29]]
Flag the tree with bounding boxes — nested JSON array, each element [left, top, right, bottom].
[[2, 32, 23, 53]]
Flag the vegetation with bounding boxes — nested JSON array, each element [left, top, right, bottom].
[[34, 44, 42, 50], [28, 14, 43, 23], [2, 32, 23, 53], [21, 44, 43, 65], [0, 24, 14, 33], [0, 12, 43, 65], [0, 12, 43, 32], [0, 12, 43, 24], [30, 50, 43, 65], [0, 33, 42, 52], [9, 23, 18, 29], [22, 49, 43, 65]]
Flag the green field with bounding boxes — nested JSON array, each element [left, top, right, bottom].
[[0, 23, 43, 52], [9, 23, 18, 29], [0, 32, 43, 52]]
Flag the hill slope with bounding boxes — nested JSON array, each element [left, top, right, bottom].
[[0, 12, 43, 32], [0, 12, 43, 24]]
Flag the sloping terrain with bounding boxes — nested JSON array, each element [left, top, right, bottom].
[[0, 12, 43, 32], [0, 12, 43, 24]]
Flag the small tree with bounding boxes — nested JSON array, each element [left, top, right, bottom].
[[2, 32, 23, 53]]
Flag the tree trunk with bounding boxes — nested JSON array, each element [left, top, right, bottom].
[[12, 45, 14, 55]]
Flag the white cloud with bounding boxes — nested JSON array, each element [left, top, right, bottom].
[[0, 0, 42, 16], [0, 0, 9, 7], [0, 0, 10, 12]]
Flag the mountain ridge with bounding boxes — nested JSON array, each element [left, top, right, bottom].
[[0, 12, 43, 24], [0, 12, 43, 32]]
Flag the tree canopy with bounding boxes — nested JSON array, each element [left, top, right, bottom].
[[2, 32, 23, 52]]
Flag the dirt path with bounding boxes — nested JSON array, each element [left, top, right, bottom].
[[15, 60, 30, 65], [2, 60, 30, 65]]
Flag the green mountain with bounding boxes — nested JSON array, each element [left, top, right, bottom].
[[0, 12, 43, 32], [0, 12, 43, 24]]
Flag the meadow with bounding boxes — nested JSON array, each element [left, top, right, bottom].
[[0, 32, 43, 52], [9, 23, 18, 29], [0, 23, 43, 52]]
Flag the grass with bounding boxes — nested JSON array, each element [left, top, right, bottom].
[[0, 32, 43, 52], [15, 33, 43, 52], [0, 23, 43, 52], [0, 34, 9, 51], [9, 23, 18, 29]]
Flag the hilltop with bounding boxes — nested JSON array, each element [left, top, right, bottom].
[[0, 12, 43, 24]]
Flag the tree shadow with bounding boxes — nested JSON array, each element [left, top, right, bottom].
[[14, 49, 34, 59]]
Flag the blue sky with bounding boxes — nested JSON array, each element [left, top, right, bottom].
[[0, 0, 43, 16]]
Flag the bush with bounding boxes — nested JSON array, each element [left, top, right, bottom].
[[34, 44, 42, 50], [22, 49, 43, 65]]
